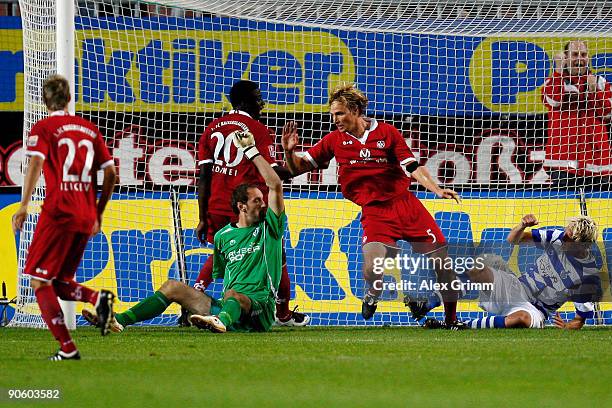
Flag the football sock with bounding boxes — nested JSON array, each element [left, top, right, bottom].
[[444, 301, 458, 324], [193, 256, 214, 291], [218, 297, 241, 327], [52, 279, 99, 305], [115, 291, 170, 326], [35, 284, 77, 354], [276, 264, 291, 320], [466, 316, 506, 329]]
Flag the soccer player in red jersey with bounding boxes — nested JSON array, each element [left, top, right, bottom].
[[282, 84, 463, 327], [193, 80, 309, 326], [12, 75, 117, 360]]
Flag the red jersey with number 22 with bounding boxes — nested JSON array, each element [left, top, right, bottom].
[[25, 111, 114, 234], [197, 110, 277, 217], [304, 119, 417, 206]]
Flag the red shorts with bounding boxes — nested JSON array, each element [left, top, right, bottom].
[[24, 217, 90, 282], [360, 192, 446, 253], [206, 212, 238, 243]]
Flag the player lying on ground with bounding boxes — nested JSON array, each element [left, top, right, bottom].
[[282, 84, 463, 327], [194, 80, 309, 327], [12, 74, 117, 360], [425, 214, 601, 330], [84, 131, 286, 333]]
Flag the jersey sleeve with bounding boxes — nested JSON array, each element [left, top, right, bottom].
[[254, 126, 277, 166], [25, 122, 49, 160], [94, 130, 114, 170], [573, 302, 595, 320], [211, 237, 227, 280], [264, 208, 287, 241], [587, 75, 612, 118], [390, 125, 417, 167], [197, 130, 214, 166], [531, 229, 564, 249], [303, 132, 336, 169], [541, 73, 565, 110]]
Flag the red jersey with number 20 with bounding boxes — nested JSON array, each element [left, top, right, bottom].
[[198, 110, 277, 216], [25, 111, 114, 234], [304, 119, 417, 206]]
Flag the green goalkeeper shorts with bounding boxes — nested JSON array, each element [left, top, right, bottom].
[[215, 292, 275, 332]]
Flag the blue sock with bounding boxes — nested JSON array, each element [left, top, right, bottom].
[[467, 315, 506, 329]]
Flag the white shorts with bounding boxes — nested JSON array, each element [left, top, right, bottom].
[[478, 267, 545, 329]]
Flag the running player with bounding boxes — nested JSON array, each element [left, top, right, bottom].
[[12, 74, 117, 360]]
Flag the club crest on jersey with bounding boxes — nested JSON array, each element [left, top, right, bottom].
[[253, 227, 260, 236], [27, 135, 39, 146], [360, 148, 371, 158], [377, 140, 385, 148], [229, 239, 236, 245]]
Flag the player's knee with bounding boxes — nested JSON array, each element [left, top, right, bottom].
[[30, 279, 49, 290], [506, 311, 532, 328], [159, 279, 181, 299], [224, 289, 239, 299]]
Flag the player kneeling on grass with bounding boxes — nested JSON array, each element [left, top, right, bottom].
[[425, 214, 601, 330], [83, 130, 285, 333]]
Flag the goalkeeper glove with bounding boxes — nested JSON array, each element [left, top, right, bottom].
[[232, 130, 260, 160]]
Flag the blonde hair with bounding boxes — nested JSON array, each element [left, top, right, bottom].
[[328, 84, 368, 115], [42, 74, 70, 111], [567, 216, 598, 242]]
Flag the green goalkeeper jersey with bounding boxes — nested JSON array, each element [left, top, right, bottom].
[[212, 208, 286, 298]]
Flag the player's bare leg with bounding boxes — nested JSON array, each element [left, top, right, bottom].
[[276, 255, 310, 326], [191, 289, 251, 333], [427, 246, 461, 326], [84, 279, 213, 331], [31, 279, 81, 360], [361, 242, 399, 320]]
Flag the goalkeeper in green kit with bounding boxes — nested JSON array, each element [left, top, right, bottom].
[[82, 130, 285, 333], [188, 129, 286, 333]]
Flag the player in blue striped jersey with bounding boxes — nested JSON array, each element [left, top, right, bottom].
[[428, 214, 602, 330]]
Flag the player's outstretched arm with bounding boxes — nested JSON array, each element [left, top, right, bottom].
[[93, 164, 117, 235], [12, 155, 43, 232], [507, 214, 537, 244], [196, 163, 213, 243], [281, 121, 315, 176], [233, 131, 284, 215], [410, 166, 461, 203], [553, 312, 586, 330]]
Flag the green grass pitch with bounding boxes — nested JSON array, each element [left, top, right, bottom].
[[2, 326, 611, 407]]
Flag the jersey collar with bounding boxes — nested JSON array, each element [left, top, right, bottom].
[[229, 110, 252, 119], [49, 110, 69, 117], [346, 118, 378, 145]]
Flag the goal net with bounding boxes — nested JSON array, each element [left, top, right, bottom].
[[12, 0, 612, 327]]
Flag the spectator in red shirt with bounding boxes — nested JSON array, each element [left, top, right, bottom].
[[542, 40, 612, 189]]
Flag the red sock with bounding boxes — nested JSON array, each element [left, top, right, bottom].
[[35, 285, 77, 354], [444, 301, 457, 324], [52, 280, 99, 305], [276, 264, 291, 320], [194, 256, 214, 292]]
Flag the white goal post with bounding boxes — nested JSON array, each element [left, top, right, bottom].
[[11, 0, 612, 328]]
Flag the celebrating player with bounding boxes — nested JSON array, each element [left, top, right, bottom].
[[281, 84, 462, 326], [427, 214, 601, 330], [83, 131, 286, 333], [12, 74, 117, 360], [189, 130, 287, 332], [194, 80, 309, 326]]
